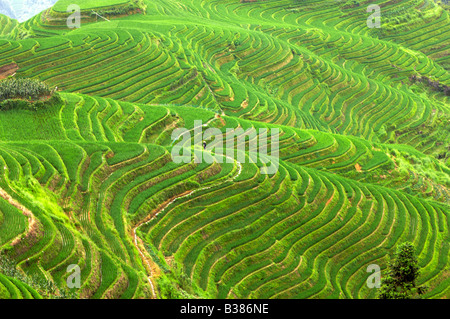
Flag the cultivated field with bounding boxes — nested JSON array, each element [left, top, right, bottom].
[[0, 0, 448, 299]]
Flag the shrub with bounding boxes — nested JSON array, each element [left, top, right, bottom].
[[0, 78, 51, 101], [377, 242, 428, 299]]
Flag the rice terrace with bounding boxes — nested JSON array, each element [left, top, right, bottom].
[[0, 0, 448, 303]]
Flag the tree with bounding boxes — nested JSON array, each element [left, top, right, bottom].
[[377, 242, 428, 299]]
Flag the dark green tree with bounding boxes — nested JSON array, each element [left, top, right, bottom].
[[377, 242, 427, 299]]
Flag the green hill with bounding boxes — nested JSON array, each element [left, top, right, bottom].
[[52, 0, 131, 12], [0, 0, 448, 299], [0, 14, 17, 38]]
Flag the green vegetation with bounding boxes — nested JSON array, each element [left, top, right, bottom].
[[53, 0, 131, 12], [0, 0, 447, 300], [51, 0, 146, 20], [0, 78, 51, 101], [0, 253, 75, 298], [0, 78, 62, 111], [0, 14, 18, 39], [378, 242, 428, 299]]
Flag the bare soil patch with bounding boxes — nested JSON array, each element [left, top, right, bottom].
[[0, 63, 19, 80]]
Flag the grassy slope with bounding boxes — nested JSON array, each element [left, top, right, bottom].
[[52, 0, 131, 12], [0, 14, 18, 38], [0, 0, 448, 299], [1, 0, 448, 157]]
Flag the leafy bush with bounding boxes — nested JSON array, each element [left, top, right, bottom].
[[377, 242, 428, 299], [0, 78, 51, 101], [0, 78, 61, 110]]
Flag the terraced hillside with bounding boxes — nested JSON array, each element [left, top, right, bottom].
[[0, 0, 449, 299], [0, 14, 17, 38]]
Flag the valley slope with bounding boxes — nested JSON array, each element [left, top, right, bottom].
[[0, 0, 448, 299]]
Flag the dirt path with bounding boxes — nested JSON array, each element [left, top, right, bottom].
[[130, 190, 193, 299], [132, 151, 243, 298], [0, 63, 19, 80], [0, 186, 36, 246], [132, 225, 158, 298]]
